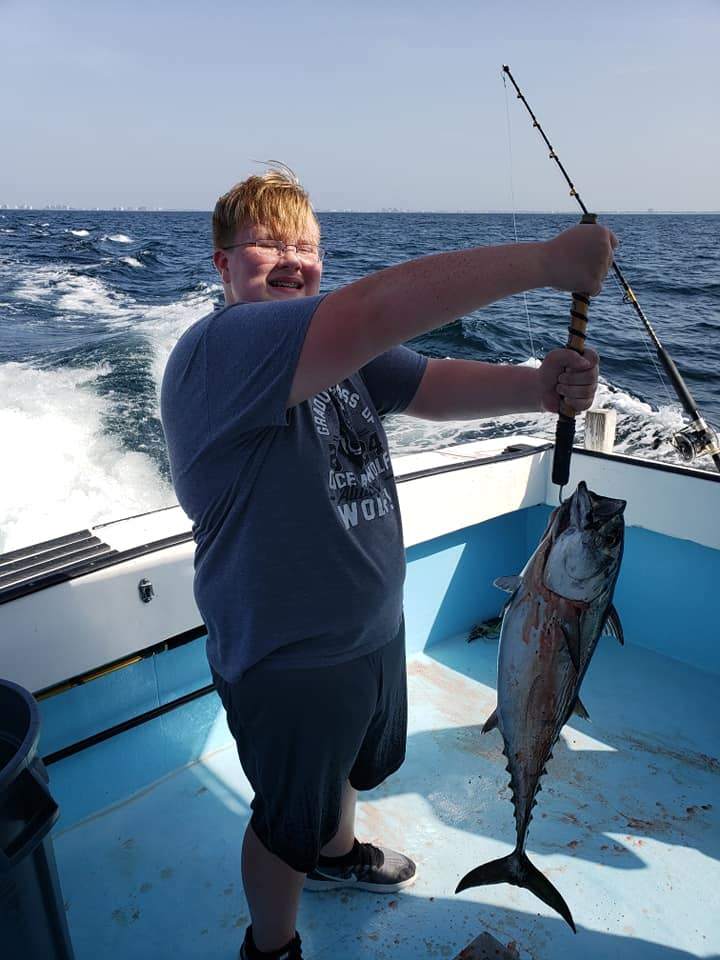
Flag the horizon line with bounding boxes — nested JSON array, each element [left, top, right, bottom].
[[2, 206, 720, 215]]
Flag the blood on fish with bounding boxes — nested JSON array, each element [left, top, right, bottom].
[[457, 481, 626, 933]]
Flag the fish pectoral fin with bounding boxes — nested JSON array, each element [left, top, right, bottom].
[[493, 575, 522, 594], [602, 604, 624, 646], [481, 708, 499, 734], [572, 696, 590, 721], [560, 621, 582, 673]]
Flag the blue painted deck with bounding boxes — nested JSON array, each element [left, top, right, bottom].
[[51, 626, 719, 959], [32, 504, 720, 959]]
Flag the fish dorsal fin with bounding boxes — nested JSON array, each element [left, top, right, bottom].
[[602, 604, 624, 645], [572, 696, 590, 721], [482, 707, 499, 734], [560, 621, 581, 673], [493, 575, 522, 594]]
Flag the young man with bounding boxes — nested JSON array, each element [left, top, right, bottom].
[[160, 165, 616, 960]]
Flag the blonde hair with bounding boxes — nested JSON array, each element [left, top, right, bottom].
[[212, 161, 318, 250]]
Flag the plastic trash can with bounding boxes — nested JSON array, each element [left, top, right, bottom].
[[0, 678, 75, 959]]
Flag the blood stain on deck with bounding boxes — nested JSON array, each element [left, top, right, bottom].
[[621, 733, 720, 774], [407, 658, 495, 729]]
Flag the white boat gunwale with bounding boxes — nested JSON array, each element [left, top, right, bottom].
[[2, 439, 717, 612], [2, 434, 719, 699]]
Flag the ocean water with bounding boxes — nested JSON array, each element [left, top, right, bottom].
[[1, 210, 718, 554]]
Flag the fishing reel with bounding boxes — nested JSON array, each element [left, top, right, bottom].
[[671, 419, 720, 463]]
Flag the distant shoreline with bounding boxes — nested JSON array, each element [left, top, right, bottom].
[[2, 208, 719, 215]]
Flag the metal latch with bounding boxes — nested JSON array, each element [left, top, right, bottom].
[[138, 578, 155, 603]]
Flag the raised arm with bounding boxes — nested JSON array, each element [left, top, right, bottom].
[[287, 224, 616, 407]]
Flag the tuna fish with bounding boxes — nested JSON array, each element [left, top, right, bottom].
[[456, 481, 626, 932]]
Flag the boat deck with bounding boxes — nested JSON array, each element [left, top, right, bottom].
[[52, 630, 720, 959]]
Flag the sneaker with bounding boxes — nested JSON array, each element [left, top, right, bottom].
[[304, 840, 416, 893], [239, 925, 303, 960]]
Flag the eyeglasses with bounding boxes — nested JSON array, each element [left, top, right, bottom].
[[223, 239, 325, 265]]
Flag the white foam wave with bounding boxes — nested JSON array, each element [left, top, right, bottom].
[[140, 284, 221, 410], [12, 265, 133, 319], [0, 362, 175, 554], [120, 256, 144, 268], [11, 264, 218, 341], [105, 233, 133, 244], [0, 281, 220, 552], [69, 228, 90, 237]]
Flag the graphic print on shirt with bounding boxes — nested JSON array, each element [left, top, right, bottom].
[[310, 382, 395, 531]]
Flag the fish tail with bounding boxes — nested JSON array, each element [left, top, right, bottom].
[[455, 849, 576, 933]]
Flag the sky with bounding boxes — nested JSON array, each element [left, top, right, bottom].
[[2, 0, 719, 212]]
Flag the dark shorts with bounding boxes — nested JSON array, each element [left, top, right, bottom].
[[210, 618, 407, 874]]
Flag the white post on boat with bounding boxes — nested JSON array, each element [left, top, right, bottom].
[[584, 408, 617, 453]]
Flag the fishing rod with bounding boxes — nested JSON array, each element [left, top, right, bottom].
[[501, 64, 720, 484]]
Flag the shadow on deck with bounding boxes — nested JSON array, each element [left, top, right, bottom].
[[53, 631, 720, 959]]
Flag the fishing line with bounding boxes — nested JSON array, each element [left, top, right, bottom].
[[607, 269, 676, 410], [502, 69, 537, 365]]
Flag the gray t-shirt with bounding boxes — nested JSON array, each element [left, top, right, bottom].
[[160, 295, 427, 683]]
